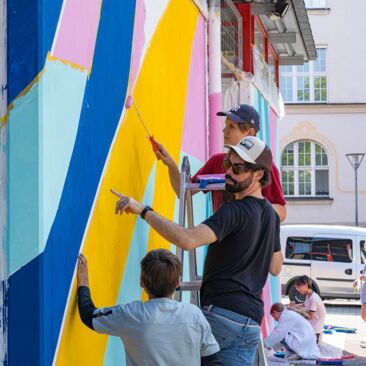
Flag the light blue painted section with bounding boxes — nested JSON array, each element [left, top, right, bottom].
[[270, 275, 280, 303], [264, 99, 270, 146], [7, 59, 87, 274], [40, 59, 87, 254], [103, 163, 157, 366], [8, 80, 39, 276]]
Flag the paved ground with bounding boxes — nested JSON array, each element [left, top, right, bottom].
[[267, 298, 366, 365]]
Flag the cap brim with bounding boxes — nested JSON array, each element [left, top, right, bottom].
[[224, 144, 257, 164], [217, 111, 245, 123]]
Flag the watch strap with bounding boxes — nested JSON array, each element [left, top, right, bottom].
[[141, 205, 153, 220]]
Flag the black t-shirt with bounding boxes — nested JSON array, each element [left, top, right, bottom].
[[200, 196, 281, 325]]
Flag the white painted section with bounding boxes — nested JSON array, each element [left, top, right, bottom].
[[0, 0, 7, 362], [141, 0, 169, 75]]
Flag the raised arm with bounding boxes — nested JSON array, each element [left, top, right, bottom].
[[77, 254, 96, 330], [153, 141, 181, 197], [111, 190, 217, 250]]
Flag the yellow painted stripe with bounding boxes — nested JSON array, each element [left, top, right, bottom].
[[55, 1, 199, 364]]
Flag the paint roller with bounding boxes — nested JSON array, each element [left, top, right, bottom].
[[125, 96, 160, 158]]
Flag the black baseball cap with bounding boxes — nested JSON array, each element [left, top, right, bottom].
[[217, 104, 260, 132]]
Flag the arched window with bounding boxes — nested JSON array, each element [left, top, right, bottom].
[[281, 140, 329, 197]]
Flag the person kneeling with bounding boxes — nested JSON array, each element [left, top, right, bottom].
[[265, 303, 321, 361], [77, 249, 220, 366]]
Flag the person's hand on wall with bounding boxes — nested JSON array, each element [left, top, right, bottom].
[[77, 254, 89, 288], [110, 189, 144, 215]]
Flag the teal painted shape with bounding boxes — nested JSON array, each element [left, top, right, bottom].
[[8, 81, 40, 275], [270, 274, 280, 303], [103, 162, 157, 366], [7, 59, 87, 274], [263, 99, 270, 146]]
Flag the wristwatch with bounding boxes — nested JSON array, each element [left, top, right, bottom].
[[140, 205, 153, 220]]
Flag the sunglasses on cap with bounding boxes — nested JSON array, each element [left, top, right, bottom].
[[224, 159, 253, 175]]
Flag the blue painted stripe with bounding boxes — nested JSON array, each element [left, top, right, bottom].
[[7, 1, 136, 365], [7, 0, 63, 102]]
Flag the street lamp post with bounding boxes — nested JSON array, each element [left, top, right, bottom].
[[346, 153, 365, 226]]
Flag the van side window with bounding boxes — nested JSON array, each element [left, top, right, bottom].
[[312, 238, 353, 263], [286, 237, 312, 260], [361, 240, 366, 264], [286, 237, 353, 263]]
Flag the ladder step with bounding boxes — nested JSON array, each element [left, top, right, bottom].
[[178, 280, 202, 291]]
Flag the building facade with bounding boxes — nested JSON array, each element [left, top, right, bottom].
[[279, 0, 366, 227]]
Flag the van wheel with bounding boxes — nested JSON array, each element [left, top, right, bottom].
[[288, 283, 306, 304]]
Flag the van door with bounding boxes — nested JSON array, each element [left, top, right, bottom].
[[357, 237, 366, 278], [310, 234, 356, 297]]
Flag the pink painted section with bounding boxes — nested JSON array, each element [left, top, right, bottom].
[[126, 0, 146, 98], [52, 0, 102, 69], [181, 17, 206, 161], [269, 107, 278, 159], [209, 93, 223, 157]]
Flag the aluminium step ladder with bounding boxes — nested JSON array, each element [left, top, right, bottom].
[[175, 156, 268, 366]]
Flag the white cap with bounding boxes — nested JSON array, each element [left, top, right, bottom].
[[224, 136, 272, 170]]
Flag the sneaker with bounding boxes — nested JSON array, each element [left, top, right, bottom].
[[286, 353, 301, 361]]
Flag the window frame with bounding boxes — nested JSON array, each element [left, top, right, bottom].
[[281, 140, 329, 197], [280, 47, 328, 103]]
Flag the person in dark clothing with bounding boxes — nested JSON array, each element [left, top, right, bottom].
[[111, 136, 283, 366]]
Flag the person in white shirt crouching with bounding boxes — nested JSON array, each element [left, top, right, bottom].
[[265, 303, 321, 361]]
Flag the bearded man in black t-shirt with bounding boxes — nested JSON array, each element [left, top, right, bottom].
[[112, 135, 283, 366]]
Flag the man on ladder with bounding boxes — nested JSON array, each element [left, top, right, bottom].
[[112, 135, 283, 365]]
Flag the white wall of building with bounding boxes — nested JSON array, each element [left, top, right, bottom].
[[279, 1, 366, 227], [279, 105, 366, 226], [308, 0, 366, 103]]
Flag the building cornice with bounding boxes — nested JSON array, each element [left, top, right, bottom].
[[283, 103, 366, 114]]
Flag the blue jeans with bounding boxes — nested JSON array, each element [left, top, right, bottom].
[[203, 305, 260, 366]]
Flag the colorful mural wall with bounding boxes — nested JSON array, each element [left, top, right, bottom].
[[1, 0, 281, 364]]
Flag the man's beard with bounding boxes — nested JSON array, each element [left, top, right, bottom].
[[225, 173, 253, 193]]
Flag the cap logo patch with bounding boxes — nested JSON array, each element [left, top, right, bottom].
[[231, 105, 241, 112], [240, 139, 254, 150]]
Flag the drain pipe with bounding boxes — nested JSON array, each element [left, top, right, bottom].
[[208, 0, 222, 156]]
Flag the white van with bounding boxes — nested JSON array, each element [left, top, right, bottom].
[[280, 224, 366, 302]]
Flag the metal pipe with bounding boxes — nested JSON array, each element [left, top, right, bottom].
[[355, 168, 359, 227]]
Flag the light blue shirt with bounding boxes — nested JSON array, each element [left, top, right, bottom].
[[93, 298, 219, 366]]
